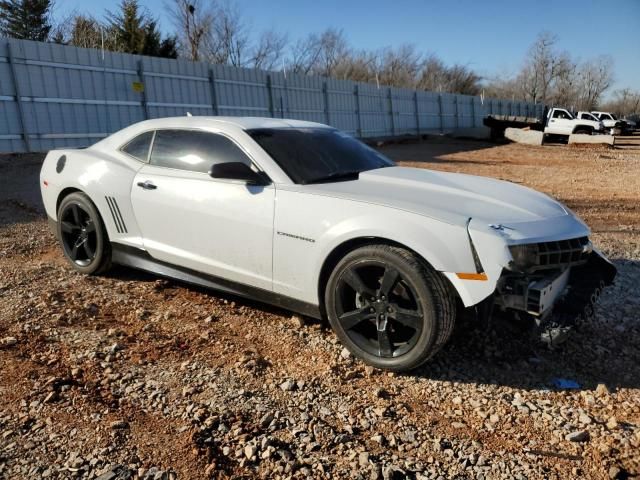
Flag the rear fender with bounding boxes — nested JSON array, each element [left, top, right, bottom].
[[40, 149, 144, 249]]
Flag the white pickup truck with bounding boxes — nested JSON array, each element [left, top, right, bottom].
[[544, 108, 604, 137], [591, 111, 627, 134]]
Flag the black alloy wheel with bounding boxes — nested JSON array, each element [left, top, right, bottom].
[[325, 245, 456, 371], [60, 202, 97, 267], [57, 192, 111, 275], [335, 260, 423, 358]]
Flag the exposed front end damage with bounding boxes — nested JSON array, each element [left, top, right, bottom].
[[492, 237, 617, 345]]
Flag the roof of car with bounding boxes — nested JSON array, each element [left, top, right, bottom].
[[139, 116, 331, 130], [91, 116, 332, 152]]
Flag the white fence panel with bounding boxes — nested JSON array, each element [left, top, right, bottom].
[[0, 38, 542, 153]]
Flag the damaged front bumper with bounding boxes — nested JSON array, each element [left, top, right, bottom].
[[493, 248, 616, 345]]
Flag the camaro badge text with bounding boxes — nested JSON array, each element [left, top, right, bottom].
[[277, 231, 315, 243]]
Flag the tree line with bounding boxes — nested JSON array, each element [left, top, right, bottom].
[[0, 0, 637, 116], [483, 31, 638, 115]]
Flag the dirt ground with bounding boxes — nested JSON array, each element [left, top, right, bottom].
[[0, 136, 639, 480]]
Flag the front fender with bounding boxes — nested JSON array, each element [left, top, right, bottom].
[[272, 189, 480, 306]]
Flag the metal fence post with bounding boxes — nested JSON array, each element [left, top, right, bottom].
[[354, 84, 363, 137], [283, 78, 290, 118], [438, 94, 444, 133], [454, 95, 459, 129], [471, 97, 476, 127], [414, 91, 420, 136], [209, 68, 219, 115], [266, 74, 275, 118], [7, 42, 31, 152], [137, 60, 149, 119], [322, 81, 330, 125], [388, 88, 395, 137]]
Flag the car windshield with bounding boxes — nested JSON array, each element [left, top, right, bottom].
[[247, 128, 395, 184]]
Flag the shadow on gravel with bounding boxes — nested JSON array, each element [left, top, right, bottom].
[[378, 136, 500, 165], [103, 264, 313, 322], [0, 154, 46, 227], [105, 258, 640, 394]]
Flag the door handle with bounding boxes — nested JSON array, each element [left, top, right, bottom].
[[137, 181, 157, 190]]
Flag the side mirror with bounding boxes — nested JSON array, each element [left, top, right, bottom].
[[209, 162, 269, 185]]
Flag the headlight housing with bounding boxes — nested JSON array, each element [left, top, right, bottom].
[[509, 244, 538, 271]]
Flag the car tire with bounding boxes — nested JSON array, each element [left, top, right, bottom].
[[57, 192, 112, 275], [325, 244, 456, 371], [573, 127, 592, 135]]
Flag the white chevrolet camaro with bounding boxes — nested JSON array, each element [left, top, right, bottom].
[[40, 117, 616, 371]]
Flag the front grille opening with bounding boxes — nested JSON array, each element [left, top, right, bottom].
[[512, 236, 590, 272]]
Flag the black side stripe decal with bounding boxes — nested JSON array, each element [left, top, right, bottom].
[[111, 197, 128, 233], [105, 196, 121, 233], [105, 196, 127, 234]]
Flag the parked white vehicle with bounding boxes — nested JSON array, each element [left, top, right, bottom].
[[544, 108, 604, 136], [591, 111, 624, 134], [39, 117, 616, 370], [576, 111, 600, 122]]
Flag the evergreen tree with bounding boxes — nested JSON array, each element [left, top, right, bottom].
[[0, 0, 52, 41], [142, 20, 178, 59], [107, 0, 146, 54], [107, 0, 178, 58]]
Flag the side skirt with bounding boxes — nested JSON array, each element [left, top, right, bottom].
[[111, 243, 322, 320]]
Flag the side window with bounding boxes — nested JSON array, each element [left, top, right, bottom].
[[122, 131, 154, 162], [552, 110, 565, 119], [149, 130, 251, 173]]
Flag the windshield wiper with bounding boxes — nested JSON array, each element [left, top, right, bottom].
[[305, 170, 361, 184]]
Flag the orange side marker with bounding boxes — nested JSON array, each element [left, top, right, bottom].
[[456, 272, 488, 281]]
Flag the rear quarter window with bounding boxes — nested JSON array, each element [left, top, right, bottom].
[[121, 131, 154, 162]]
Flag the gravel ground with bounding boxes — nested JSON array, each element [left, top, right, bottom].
[[0, 137, 639, 480]]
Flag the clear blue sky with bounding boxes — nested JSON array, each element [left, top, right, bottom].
[[58, 0, 640, 94]]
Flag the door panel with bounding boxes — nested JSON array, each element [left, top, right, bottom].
[[130, 165, 275, 291]]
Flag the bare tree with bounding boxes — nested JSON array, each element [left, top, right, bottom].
[[377, 44, 421, 89], [167, 0, 212, 61], [206, 1, 249, 66], [69, 15, 103, 49], [443, 64, 481, 95], [287, 28, 349, 77], [482, 73, 521, 100], [333, 49, 377, 82], [415, 53, 481, 94], [248, 28, 287, 70], [50, 8, 76, 44], [576, 56, 614, 110], [483, 31, 617, 111], [288, 33, 324, 75], [316, 28, 350, 77], [519, 32, 571, 104], [416, 54, 448, 91], [602, 88, 640, 117], [549, 58, 578, 108]]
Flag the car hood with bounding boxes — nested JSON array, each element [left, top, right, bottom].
[[296, 166, 568, 226]]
